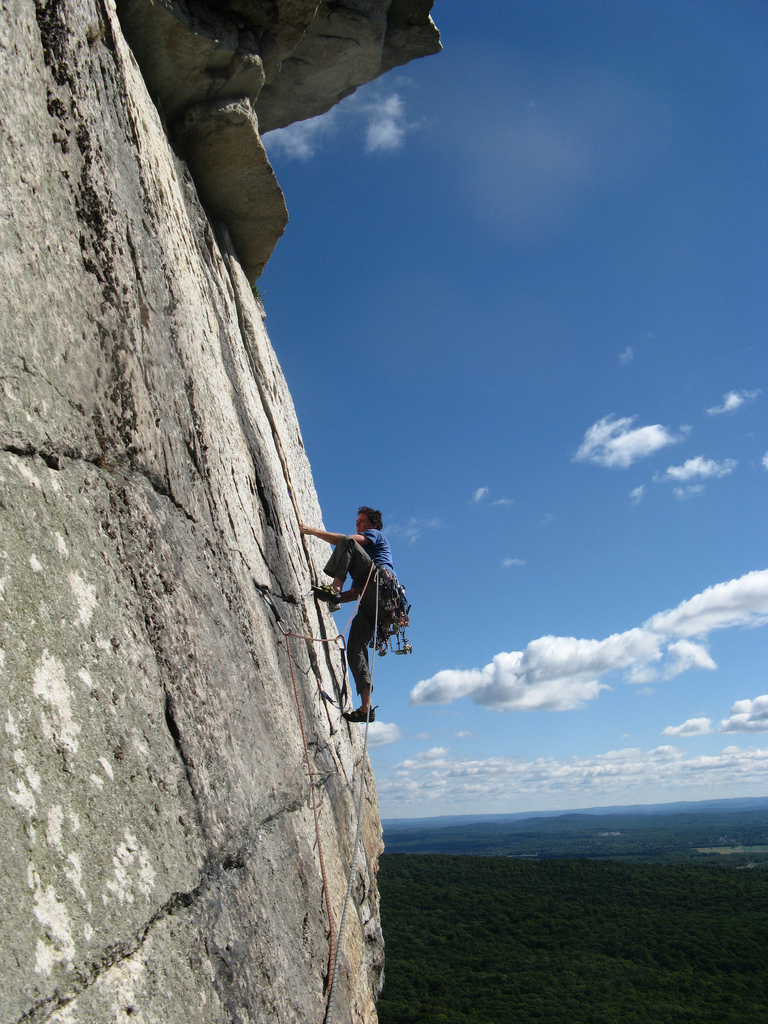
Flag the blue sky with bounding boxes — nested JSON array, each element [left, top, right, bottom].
[[260, 0, 768, 818]]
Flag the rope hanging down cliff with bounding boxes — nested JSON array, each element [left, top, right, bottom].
[[324, 572, 379, 1024], [255, 567, 378, 1023]]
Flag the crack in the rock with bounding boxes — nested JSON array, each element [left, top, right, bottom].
[[216, 230, 297, 538], [255, 796, 307, 831], [4, 357, 88, 414], [0, 443, 197, 522], [163, 689, 203, 812], [134, 463, 198, 523], [251, 579, 301, 617], [250, 579, 349, 732], [248, 522, 269, 570], [16, 855, 246, 1024], [14, 799, 313, 1019], [2, 442, 86, 469]]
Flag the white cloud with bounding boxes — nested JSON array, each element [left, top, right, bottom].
[[574, 415, 687, 469], [662, 717, 713, 737], [387, 517, 442, 544], [411, 571, 768, 713], [262, 109, 338, 160], [663, 639, 716, 677], [720, 695, 768, 734], [367, 721, 403, 747], [646, 570, 768, 638], [414, 732, 432, 741], [502, 558, 525, 567], [362, 93, 409, 152], [619, 346, 634, 364], [454, 730, 474, 739], [396, 747, 451, 769], [376, 743, 768, 816], [673, 484, 705, 500], [411, 628, 660, 711], [472, 487, 489, 503], [660, 456, 737, 482], [630, 485, 645, 504], [492, 498, 515, 507], [762, 452, 768, 471], [263, 88, 418, 160], [706, 389, 761, 415]]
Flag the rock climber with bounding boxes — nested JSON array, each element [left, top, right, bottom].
[[300, 507, 395, 723]]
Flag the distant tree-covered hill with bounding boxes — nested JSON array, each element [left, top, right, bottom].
[[382, 803, 768, 864], [376, 854, 768, 1024]]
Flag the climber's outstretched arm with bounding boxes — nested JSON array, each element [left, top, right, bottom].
[[300, 524, 369, 546]]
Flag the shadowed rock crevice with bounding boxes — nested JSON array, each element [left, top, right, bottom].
[[163, 689, 205, 814]]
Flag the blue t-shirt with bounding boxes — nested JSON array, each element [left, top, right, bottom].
[[361, 529, 395, 574]]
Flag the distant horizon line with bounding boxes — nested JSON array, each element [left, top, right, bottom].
[[382, 794, 768, 828]]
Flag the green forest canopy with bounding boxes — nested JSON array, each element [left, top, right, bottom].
[[376, 854, 768, 1024]]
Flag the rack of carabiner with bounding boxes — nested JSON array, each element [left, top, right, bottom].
[[373, 596, 412, 657]]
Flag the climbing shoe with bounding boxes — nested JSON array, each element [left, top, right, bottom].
[[312, 585, 340, 611], [344, 707, 375, 723]]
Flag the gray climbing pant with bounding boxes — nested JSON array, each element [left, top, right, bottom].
[[324, 537, 379, 695]]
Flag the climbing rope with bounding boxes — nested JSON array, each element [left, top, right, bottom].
[[323, 569, 379, 1024], [284, 627, 338, 996], [234, 272, 383, 1016], [255, 562, 379, 1021]]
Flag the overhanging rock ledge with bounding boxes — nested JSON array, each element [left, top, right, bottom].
[[117, 0, 441, 281]]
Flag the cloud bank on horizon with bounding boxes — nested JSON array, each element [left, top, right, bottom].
[[410, 570, 768, 712], [377, 742, 768, 816]]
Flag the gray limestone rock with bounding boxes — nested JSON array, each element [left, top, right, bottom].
[[255, 0, 441, 133], [175, 98, 288, 284], [381, 0, 442, 75], [206, 0, 322, 84], [116, 0, 266, 127], [254, 0, 391, 133], [115, 0, 440, 278], [0, 0, 413, 1019]]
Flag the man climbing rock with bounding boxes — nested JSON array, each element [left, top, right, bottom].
[[300, 507, 396, 723]]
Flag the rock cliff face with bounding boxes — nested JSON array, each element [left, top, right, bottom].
[[0, 1, 438, 1022]]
